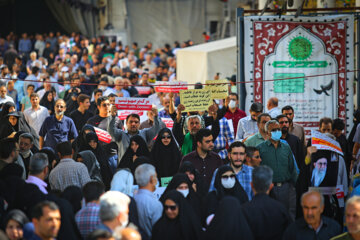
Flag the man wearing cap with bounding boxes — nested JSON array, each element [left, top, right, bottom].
[[236, 102, 263, 142]]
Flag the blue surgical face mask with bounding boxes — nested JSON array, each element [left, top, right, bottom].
[[271, 130, 282, 141]]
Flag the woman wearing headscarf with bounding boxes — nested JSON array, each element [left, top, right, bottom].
[[0, 101, 16, 121], [61, 186, 83, 214], [39, 90, 55, 115], [179, 161, 208, 198], [72, 124, 95, 153], [205, 165, 248, 217], [110, 169, 141, 232], [3, 209, 29, 240], [160, 173, 202, 221], [0, 111, 39, 149], [84, 132, 113, 190], [119, 135, 151, 175], [203, 196, 253, 240], [152, 190, 202, 240], [76, 150, 102, 183], [151, 128, 181, 179]]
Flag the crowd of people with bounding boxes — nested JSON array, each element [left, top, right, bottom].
[[0, 31, 360, 240]]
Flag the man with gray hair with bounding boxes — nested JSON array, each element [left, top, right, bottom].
[[257, 119, 298, 219], [242, 166, 291, 239], [26, 152, 49, 194], [283, 190, 341, 239], [96, 191, 130, 236], [18, 132, 34, 176], [133, 164, 162, 240]]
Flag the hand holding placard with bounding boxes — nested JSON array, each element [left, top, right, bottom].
[[179, 89, 213, 112]]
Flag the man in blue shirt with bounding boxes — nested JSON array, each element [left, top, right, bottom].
[[39, 99, 78, 151], [18, 33, 32, 56], [209, 141, 254, 200]]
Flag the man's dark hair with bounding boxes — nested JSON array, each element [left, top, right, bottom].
[[83, 181, 105, 203], [30, 92, 39, 100], [228, 141, 246, 153], [99, 77, 108, 84], [0, 138, 17, 159], [56, 142, 72, 157], [108, 93, 116, 98], [27, 84, 35, 89], [252, 166, 273, 194], [333, 118, 345, 131], [87, 229, 113, 240], [93, 89, 103, 97], [229, 92, 238, 100], [319, 117, 333, 128], [31, 201, 59, 220], [132, 42, 138, 47], [257, 113, 271, 124], [195, 128, 212, 144], [276, 114, 288, 121], [250, 102, 263, 112], [246, 146, 258, 158], [281, 105, 294, 113], [96, 96, 108, 106], [31, 66, 40, 75], [126, 113, 140, 121], [77, 94, 90, 105]]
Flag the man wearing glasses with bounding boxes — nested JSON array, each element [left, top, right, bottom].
[[257, 120, 298, 220], [208, 141, 253, 200], [39, 99, 78, 151]]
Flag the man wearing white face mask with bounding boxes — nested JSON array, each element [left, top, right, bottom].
[[222, 93, 246, 135], [257, 120, 298, 220]]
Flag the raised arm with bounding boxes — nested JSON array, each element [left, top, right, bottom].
[[108, 105, 125, 142]]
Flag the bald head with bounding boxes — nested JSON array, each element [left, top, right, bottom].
[[301, 191, 324, 207]]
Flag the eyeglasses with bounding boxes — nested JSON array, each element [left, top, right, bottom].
[[55, 105, 65, 109], [161, 135, 172, 139], [164, 205, 177, 211], [101, 103, 110, 107], [271, 128, 281, 132], [221, 174, 236, 180]]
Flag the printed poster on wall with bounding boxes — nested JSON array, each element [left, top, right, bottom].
[[243, 15, 354, 136]]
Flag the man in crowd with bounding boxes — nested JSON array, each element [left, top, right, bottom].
[[24, 93, 49, 134], [70, 93, 94, 133], [0, 138, 19, 172], [0, 84, 14, 104], [209, 141, 253, 200], [18, 133, 34, 175], [87, 96, 122, 132], [39, 99, 78, 150], [31, 201, 61, 240], [266, 97, 281, 118], [236, 102, 263, 141], [181, 129, 223, 189], [283, 191, 341, 239], [332, 196, 360, 240], [245, 146, 262, 167], [257, 120, 298, 219], [223, 93, 246, 135], [277, 114, 304, 169], [76, 181, 105, 239], [244, 113, 271, 147], [49, 141, 90, 191], [134, 164, 163, 240], [282, 105, 306, 146], [242, 166, 291, 239], [26, 153, 49, 194], [96, 191, 130, 237], [108, 105, 162, 159], [158, 94, 171, 118], [89, 89, 102, 115]]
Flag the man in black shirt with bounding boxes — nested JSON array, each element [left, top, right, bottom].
[[70, 94, 93, 134], [89, 89, 102, 115]]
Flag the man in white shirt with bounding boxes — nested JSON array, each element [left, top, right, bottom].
[[24, 92, 49, 134], [0, 84, 14, 105], [266, 97, 281, 118]]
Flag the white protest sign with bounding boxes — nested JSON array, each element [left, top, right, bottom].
[[311, 130, 343, 155], [115, 97, 152, 111]]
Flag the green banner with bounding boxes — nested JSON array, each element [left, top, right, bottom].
[[272, 61, 328, 68], [273, 73, 305, 93], [161, 177, 173, 187]]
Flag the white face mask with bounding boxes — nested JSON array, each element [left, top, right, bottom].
[[177, 189, 189, 198], [221, 178, 236, 189], [20, 149, 31, 158], [229, 100, 236, 109]]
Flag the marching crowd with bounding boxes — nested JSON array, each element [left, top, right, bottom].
[[0, 31, 360, 240]]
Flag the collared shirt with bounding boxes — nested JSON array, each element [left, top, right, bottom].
[[181, 150, 223, 189], [49, 158, 91, 191], [290, 123, 306, 146], [24, 106, 49, 134], [283, 216, 342, 240], [224, 108, 246, 135], [267, 107, 281, 118], [134, 189, 163, 239], [244, 132, 266, 147], [39, 115, 78, 151], [209, 163, 253, 200], [236, 116, 258, 141], [0, 95, 14, 105], [75, 202, 101, 239], [210, 117, 234, 159], [26, 175, 48, 194], [257, 140, 298, 184]]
